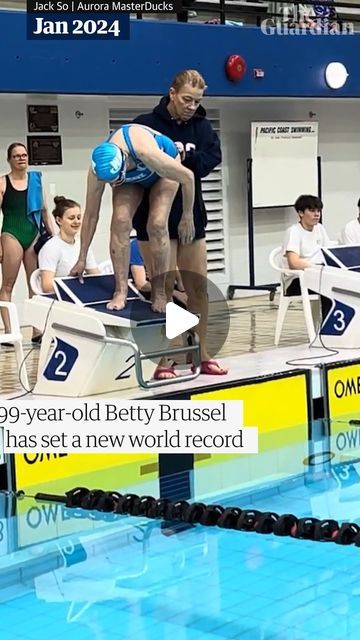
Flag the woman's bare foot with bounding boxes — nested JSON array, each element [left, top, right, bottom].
[[201, 360, 228, 375], [153, 365, 178, 380], [107, 292, 126, 311], [151, 296, 167, 313], [193, 351, 229, 375]]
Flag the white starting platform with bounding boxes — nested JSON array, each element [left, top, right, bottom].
[[304, 245, 360, 349], [25, 274, 201, 397]]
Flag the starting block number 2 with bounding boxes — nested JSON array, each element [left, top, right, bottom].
[[43, 338, 136, 383], [44, 339, 79, 382], [116, 354, 136, 380]]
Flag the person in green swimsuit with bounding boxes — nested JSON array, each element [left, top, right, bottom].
[[0, 143, 55, 342]]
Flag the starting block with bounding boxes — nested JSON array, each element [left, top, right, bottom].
[[25, 274, 201, 397], [304, 245, 360, 349]]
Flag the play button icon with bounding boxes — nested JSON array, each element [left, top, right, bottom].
[[128, 268, 231, 366], [165, 302, 199, 340]]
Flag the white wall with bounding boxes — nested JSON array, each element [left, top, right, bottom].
[[219, 97, 360, 290], [1, 93, 360, 323], [0, 93, 157, 322]]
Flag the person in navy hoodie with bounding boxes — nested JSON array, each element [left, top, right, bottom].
[[133, 69, 228, 379]]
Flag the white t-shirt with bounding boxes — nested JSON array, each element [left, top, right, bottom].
[[339, 219, 360, 245], [282, 222, 331, 288], [282, 222, 330, 269], [38, 235, 97, 277]]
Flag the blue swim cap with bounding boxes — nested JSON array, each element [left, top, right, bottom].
[[91, 142, 126, 183]]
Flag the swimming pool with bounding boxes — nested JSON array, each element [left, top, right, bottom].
[[1, 430, 360, 640]]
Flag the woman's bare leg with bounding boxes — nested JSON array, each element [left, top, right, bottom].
[[147, 178, 178, 313], [23, 241, 42, 339], [138, 239, 179, 379], [108, 183, 144, 310], [177, 239, 228, 374], [0, 234, 23, 334]]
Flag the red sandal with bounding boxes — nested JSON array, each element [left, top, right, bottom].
[[192, 360, 228, 375]]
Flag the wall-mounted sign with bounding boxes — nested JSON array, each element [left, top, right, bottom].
[[27, 105, 59, 133], [27, 136, 62, 165]]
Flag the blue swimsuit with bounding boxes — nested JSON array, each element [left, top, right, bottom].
[[111, 124, 179, 188]]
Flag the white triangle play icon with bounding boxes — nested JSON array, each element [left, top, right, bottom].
[[165, 302, 199, 340]]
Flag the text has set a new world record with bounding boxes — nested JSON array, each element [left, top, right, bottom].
[[26, 0, 182, 39], [1, 400, 258, 454]]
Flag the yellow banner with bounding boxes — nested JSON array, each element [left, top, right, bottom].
[[13, 372, 309, 542], [327, 363, 360, 420], [192, 373, 309, 446], [327, 361, 360, 460], [14, 453, 158, 547], [14, 452, 158, 495], [190, 373, 310, 493]]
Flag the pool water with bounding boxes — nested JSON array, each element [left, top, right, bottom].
[[1, 437, 360, 640]]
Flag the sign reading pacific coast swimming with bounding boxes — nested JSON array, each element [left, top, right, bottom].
[[250, 120, 318, 208]]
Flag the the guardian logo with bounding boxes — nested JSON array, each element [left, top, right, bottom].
[[261, 13, 354, 36]]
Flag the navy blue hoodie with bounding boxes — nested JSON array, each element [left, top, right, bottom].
[[132, 96, 222, 240]]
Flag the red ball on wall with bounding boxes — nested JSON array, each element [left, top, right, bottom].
[[225, 55, 247, 81]]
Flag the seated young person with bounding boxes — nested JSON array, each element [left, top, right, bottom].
[[38, 196, 99, 293], [283, 194, 330, 271], [282, 194, 331, 316]]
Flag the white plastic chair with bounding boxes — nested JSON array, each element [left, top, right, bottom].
[[99, 260, 114, 274], [0, 301, 29, 390], [30, 268, 45, 295], [269, 246, 317, 346]]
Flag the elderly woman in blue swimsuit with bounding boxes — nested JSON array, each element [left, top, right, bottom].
[[71, 124, 195, 313]]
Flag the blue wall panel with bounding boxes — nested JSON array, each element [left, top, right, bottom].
[[0, 11, 359, 97]]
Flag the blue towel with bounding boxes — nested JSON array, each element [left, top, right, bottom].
[[27, 171, 43, 230]]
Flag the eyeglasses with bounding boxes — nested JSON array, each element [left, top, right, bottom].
[[12, 154, 28, 160]]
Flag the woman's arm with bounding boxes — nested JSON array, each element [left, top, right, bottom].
[[286, 252, 312, 270], [130, 264, 148, 290], [40, 270, 56, 293], [38, 239, 59, 292], [41, 189, 58, 235], [0, 177, 4, 263], [80, 172, 105, 259]]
